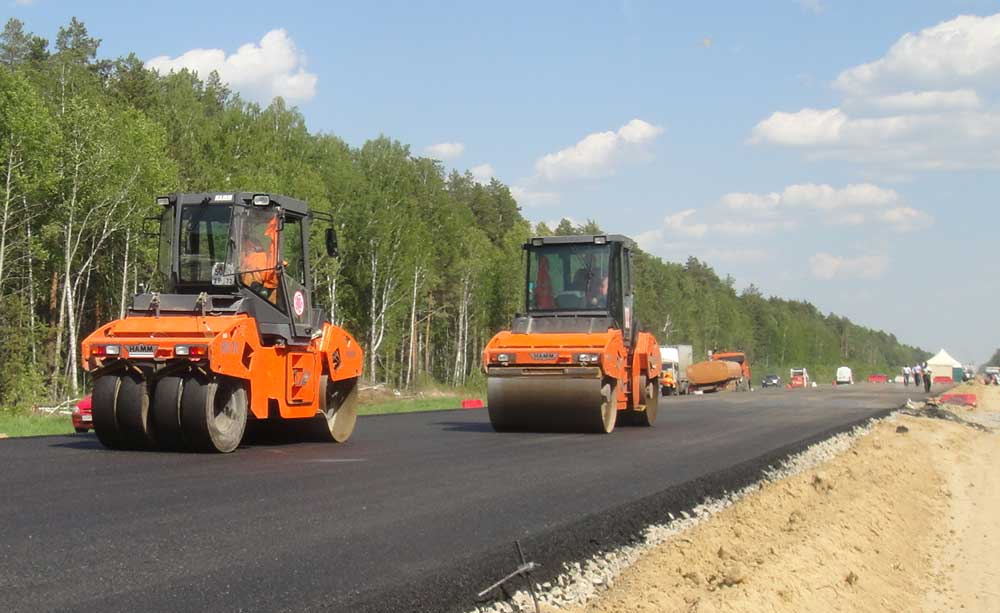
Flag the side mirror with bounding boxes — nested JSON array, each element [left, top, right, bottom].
[[325, 227, 339, 258]]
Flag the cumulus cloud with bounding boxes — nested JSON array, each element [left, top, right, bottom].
[[863, 89, 982, 112], [834, 14, 1000, 96], [878, 206, 933, 232], [719, 182, 929, 232], [511, 186, 561, 208], [797, 0, 825, 14], [533, 119, 663, 182], [147, 29, 317, 103], [751, 13, 1000, 171], [424, 142, 465, 161], [469, 163, 495, 184], [809, 253, 889, 280]]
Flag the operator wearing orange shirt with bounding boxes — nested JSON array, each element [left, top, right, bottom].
[[241, 214, 280, 304]]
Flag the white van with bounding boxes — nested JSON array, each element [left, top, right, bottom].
[[836, 366, 854, 385]]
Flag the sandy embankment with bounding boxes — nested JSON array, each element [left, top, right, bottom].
[[561, 383, 1000, 613]]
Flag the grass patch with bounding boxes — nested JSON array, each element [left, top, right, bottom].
[[0, 411, 75, 438], [358, 396, 474, 415]]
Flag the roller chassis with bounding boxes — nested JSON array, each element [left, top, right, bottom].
[[82, 313, 362, 452]]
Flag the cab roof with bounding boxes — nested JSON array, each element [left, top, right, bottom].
[[525, 234, 635, 248], [162, 191, 309, 216]]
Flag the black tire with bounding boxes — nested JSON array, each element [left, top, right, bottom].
[[92, 374, 124, 449], [116, 374, 155, 449], [313, 375, 359, 443], [181, 376, 248, 453], [152, 376, 185, 450], [74, 427, 89, 434]]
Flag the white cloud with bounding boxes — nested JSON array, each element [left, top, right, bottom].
[[424, 142, 465, 161], [780, 183, 900, 209], [511, 186, 560, 208], [721, 182, 901, 211], [14, 0, 37, 6], [469, 163, 494, 184], [147, 29, 317, 103], [750, 108, 848, 146], [718, 182, 930, 232], [751, 13, 1000, 171], [834, 14, 1000, 96], [797, 0, 825, 14], [809, 253, 889, 280], [879, 206, 933, 232], [663, 209, 708, 238], [863, 89, 982, 112], [533, 119, 663, 182]]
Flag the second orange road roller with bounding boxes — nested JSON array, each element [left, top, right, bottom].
[[481, 234, 660, 433]]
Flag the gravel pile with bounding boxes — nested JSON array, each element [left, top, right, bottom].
[[468, 418, 881, 613]]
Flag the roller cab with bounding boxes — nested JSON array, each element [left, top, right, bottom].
[[482, 235, 660, 433], [81, 192, 363, 452]]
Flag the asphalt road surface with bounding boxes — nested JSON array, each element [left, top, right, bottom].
[[0, 384, 933, 612]]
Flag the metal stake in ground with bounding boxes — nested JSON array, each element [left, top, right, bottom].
[[476, 540, 541, 613]]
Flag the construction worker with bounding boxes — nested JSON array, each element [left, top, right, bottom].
[[923, 363, 932, 392], [912, 363, 922, 388], [587, 273, 609, 308], [241, 214, 280, 304], [903, 365, 911, 386]]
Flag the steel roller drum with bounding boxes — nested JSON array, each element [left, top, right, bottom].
[[487, 372, 615, 433]]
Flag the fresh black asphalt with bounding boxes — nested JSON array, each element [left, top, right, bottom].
[[0, 385, 932, 612]]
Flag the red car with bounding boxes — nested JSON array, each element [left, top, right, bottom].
[[71, 395, 93, 433]]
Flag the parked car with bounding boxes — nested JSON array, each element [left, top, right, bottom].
[[761, 374, 781, 388], [71, 395, 93, 433]]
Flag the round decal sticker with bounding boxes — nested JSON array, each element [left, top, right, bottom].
[[293, 290, 305, 316]]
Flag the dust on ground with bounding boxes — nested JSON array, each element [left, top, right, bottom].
[[558, 382, 1000, 613]]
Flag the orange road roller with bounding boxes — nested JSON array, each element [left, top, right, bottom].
[[482, 234, 660, 433], [81, 192, 362, 452]]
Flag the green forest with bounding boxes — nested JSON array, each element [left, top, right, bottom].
[[0, 18, 928, 410]]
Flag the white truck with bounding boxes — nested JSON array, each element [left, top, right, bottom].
[[836, 366, 854, 385], [659, 344, 693, 395]]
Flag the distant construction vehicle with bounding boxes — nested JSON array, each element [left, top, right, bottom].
[[687, 350, 751, 393], [482, 235, 661, 433], [660, 344, 693, 395], [789, 367, 810, 388], [81, 192, 363, 453]]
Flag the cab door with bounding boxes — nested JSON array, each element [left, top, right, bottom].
[[279, 213, 313, 339]]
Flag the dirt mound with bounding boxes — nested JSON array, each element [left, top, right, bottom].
[[558, 386, 1000, 613]]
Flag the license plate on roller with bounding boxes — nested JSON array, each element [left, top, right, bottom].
[[82, 415, 92, 422]]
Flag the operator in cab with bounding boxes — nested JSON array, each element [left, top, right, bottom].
[[241, 213, 280, 304]]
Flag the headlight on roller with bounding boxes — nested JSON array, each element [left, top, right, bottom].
[[495, 353, 513, 364]]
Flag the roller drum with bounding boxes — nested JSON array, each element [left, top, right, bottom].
[[487, 373, 615, 433]]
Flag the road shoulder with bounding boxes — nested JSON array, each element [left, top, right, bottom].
[[550, 383, 1000, 613]]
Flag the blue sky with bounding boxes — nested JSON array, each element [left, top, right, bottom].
[[9, 0, 1000, 365]]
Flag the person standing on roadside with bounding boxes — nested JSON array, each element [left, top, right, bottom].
[[913, 363, 922, 388], [923, 362, 932, 392], [903, 365, 912, 386]]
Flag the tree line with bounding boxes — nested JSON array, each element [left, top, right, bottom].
[[0, 17, 927, 409]]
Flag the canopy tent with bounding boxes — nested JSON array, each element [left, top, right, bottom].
[[926, 349, 962, 382]]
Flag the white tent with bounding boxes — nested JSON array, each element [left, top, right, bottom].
[[926, 349, 962, 381]]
